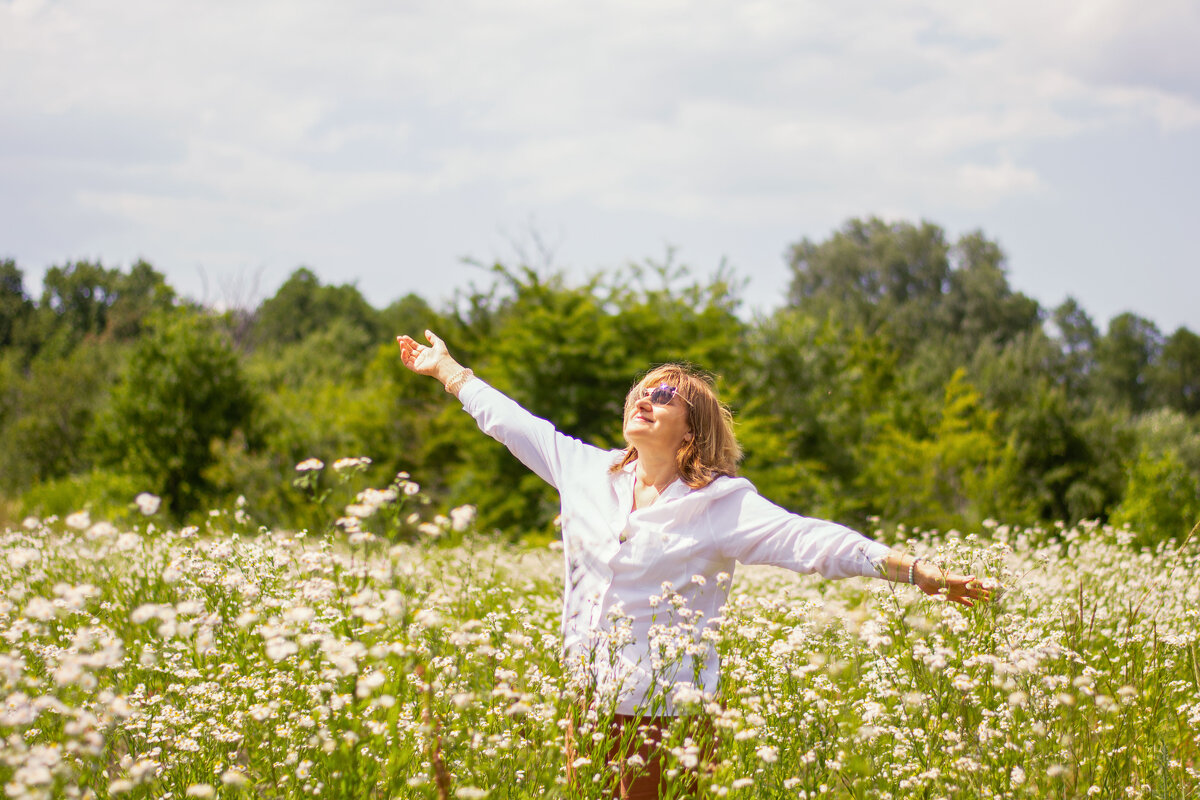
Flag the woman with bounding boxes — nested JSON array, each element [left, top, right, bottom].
[[396, 330, 990, 799]]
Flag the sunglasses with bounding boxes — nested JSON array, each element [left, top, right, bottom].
[[638, 382, 692, 407]]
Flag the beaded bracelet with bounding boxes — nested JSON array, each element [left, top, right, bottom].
[[908, 557, 922, 586], [444, 367, 475, 396]]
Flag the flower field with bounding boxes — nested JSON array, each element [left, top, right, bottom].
[[1, 474, 1198, 799]]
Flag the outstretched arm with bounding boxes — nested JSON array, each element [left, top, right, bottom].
[[396, 328, 609, 491], [396, 330, 474, 396], [717, 490, 992, 608], [879, 552, 992, 607]]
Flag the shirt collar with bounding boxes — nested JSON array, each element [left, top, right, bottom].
[[620, 458, 691, 500]]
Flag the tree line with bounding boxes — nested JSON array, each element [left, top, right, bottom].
[[2, 217, 1198, 544]]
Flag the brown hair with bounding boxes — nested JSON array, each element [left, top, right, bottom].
[[610, 363, 742, 489]]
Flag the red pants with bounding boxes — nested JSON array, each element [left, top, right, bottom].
[[565, 712, 716, 800]]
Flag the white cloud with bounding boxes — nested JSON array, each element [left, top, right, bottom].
[[956, 160, 1042, 198], [1, 0, 1197, 326]]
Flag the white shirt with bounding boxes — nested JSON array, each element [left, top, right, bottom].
[[459, 379, 892, 715]]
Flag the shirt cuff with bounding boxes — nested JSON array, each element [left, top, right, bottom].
[[856, 538, 893, 579], [457, 376, 488, 409]]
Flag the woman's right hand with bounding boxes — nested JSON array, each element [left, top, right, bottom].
[[396, 330, 461, 383]]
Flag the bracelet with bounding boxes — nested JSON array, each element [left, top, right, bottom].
[[908, 558, 922, 586], [443, 367, 475, 396]]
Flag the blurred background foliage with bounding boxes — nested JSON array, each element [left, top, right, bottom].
[[1, 217, 1198, 544]]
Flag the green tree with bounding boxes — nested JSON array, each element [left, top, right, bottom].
[[734, 309, 899, 524], [786, 218, 1039, 359], [0, 341, 119, 492], [430, 258, 746, 536], [1050, 297, 1099, 396], [942, 231, 1042, 354], [1095, 312, 1162, 413], [252, 267, 381, 348], [92, 310, 254, 517], [38, 259, 176, 348], [858, 370, 1014, 530], [1111, 448, 1200, 545], [0, 259, 35, 352], [1150, 327, 1200, 416], [787, 218, 951, 346]]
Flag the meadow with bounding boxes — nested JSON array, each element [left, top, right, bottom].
[[1, 465, 1198, 799]]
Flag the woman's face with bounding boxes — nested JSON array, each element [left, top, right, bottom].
[[623, 380, 692, 458]]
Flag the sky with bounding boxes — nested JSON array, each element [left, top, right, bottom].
[[2, 0, 1198, 333]]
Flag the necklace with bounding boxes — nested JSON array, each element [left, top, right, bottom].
[[633, 477, 667, 511]]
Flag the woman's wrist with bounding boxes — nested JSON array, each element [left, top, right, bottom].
[[912, 559, 944, 594], [442, 365, 475, 396], [433, 359, 464, 385]]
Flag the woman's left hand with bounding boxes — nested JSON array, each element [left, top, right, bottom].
[[914, 562, 993, 607]]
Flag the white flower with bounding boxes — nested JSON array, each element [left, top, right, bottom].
[[295, 458, 324, 472], [333, 456, 372, 471], [357, 487, 397, 510], [115, 532, 141, 551], [86, 521, 118, 540], [185, 784, 215, 798], [756, 745, 778, 764], [671, 682, 704, 707], [21, 516, 40, 530], [134, 493, 161, 515], [128, 758, 159, 782], [449, 504, 476, 532], [283, 606, 314, 624], [8, 547, 40, 569], [65, 510, 91, 530], [455, 788, 489, 799], [24, 597, 57, 621], [356, 670, 386, 698], [265, 637, 298, 661], [221, 770, 249, 786]]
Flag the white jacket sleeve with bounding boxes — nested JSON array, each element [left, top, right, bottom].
[[716, 485, 891, 579], [457, 379, 605, 491]]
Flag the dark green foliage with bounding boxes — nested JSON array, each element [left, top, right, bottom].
[[252, 267, 382, 348], [0, 260, 35, 352], [1151, 327, 1200, 415], [1095, 312, 1163, 413], [856, 370, 1015, 530], [38, 259, 176, 348], [0, 341, 119, 492], [2, 223, 1197, 545], [734, 310, 899, 524], [943, 231, 1042, 354], [433, 257, 747, 536], [786, 218, 1040, 359], [1111, 448, 1200, 545], [1051, 297, 1099, 396], [91, 310, 254, 518]]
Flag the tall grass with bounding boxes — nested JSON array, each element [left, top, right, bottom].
[[1, 481, 1197, 798]]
